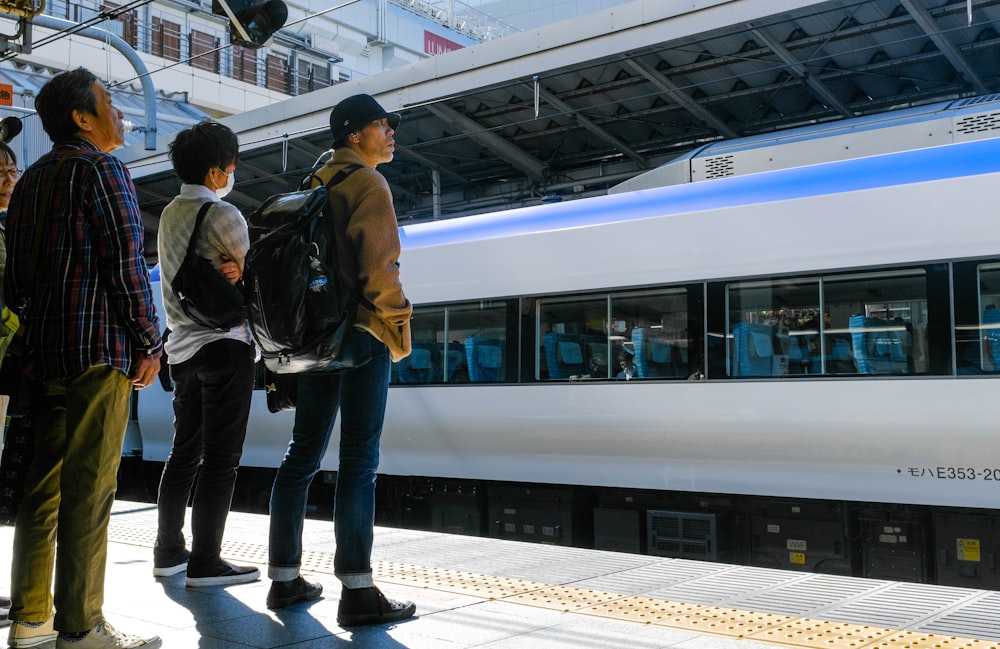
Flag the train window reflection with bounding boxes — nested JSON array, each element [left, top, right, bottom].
[[536, 288, 690, 381], [824, 269, 926, 375], [725, 278, 820, 377], [394, 302, 508, 384], [977, 263, 1000, 373], [720, 269, 927, 377]]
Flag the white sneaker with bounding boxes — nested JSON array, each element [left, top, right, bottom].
[[8, 617, 58, 648], [55, 622, 161, 649]]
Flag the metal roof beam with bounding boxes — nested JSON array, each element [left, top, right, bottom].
[[898, 0, 990, 96], [749, 24, 854, 118], [623, 56, 739, 139], [528, 82, 649, 168], [423, 101, 548, 182], [394, 143, 468, 185]]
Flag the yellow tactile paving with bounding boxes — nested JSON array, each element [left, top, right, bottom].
[[655, 604, 794, 638], [580, 594, 701, 624], [871, 631, 999, 649], [106, 523, 1000, 649], [749, 619, 904, 648], [505, 585, 625, 611], [374, 562, 547, 600]]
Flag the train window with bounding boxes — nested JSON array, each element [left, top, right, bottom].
[[537, 294, 610, 380], [395, 302, 507, 384], [715, 269, 928, 378], [452, 302, 507, 382], [723, 277, 821, 377], [823, 269, 926, 375], [612, 290, 692, 380], [954, 261, 1000, 374], [536, 288, 690, 381]]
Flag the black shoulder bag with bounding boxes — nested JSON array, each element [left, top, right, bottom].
[[171, 202, 246, 330]]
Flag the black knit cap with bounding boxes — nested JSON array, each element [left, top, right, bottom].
[[329, 94, 401, 143]]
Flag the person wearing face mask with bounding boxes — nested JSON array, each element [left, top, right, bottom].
[[152, 120, 259, 588]]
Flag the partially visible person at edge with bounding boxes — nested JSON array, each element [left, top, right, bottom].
[[4, 67, 163, 649], [152, 120, 259, 588], [266, 93, 415, 626], [0, 139, 21, 424], [0, 136, 20, 632]]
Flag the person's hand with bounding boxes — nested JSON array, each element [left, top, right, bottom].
[[131, 354, 160, 390], [218, 256, 240, 284]]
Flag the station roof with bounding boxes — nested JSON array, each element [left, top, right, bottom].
[[120, 0, 1000, 238]]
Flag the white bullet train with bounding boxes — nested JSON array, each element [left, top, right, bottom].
[[127, 99, 1000, 589]]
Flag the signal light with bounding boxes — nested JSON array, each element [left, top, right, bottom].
[[212, 0, 288, 49]]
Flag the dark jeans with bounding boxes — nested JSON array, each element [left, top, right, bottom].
[[155, 339, 255, 570], [268, 330, 389, 588]]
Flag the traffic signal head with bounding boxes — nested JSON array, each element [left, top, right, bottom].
[[0, 116, 22, 142], [212, 0, 288, 49]]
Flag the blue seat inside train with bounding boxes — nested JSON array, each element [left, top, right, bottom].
[[396, 342, 436, 383], [731, 322, 775, 376], [465, 336, 504, 382], [848, 315, 910, 374], [543, 332, 585, 379], [442, 342, 467, 382], [631, 328, 681, 378]]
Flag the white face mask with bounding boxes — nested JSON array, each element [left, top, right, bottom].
[[216, 169, 235, 199]]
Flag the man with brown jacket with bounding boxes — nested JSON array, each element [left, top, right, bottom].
[[265, 94, 415, 626]]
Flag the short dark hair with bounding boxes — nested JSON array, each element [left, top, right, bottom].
[[35, 67, 99, 143], [333, 131, 351, 149], [0, 140, 16, 166], [168, 120, 240, 185]]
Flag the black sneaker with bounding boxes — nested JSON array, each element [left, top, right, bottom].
[[152, 549, 190, 577], [266, 576, 323, 610], [185, 560, 260, 587], [336, 586, 415, 627]]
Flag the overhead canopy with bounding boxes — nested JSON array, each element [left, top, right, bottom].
[[120, 0, 1000, 243]]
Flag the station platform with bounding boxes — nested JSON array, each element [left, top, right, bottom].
[[3, 499, 1000, 649]]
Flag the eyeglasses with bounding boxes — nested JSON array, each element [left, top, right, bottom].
[[0, 167, 22, 179]]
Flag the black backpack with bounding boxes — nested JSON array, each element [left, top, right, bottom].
[[244, 165, 360, 373]]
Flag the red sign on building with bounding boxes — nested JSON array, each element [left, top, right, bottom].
[[424, 31, 463, 56], [0, 84, 12, 106]]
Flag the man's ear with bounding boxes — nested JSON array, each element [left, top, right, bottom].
[[71, 108, 91, 133]]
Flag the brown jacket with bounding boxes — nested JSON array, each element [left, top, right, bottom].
[[314, 148, 412, 362]]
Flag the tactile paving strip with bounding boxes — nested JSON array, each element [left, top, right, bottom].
[[869, 632, 998, 648], [375, 563, 547, 600], [107, 523, 999, 649], [505, 585, 624, 611], [749, 619, 901, 648]]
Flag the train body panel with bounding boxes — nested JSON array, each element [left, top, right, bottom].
[[139, 371, 1000, 510], [399, 139, 1000, 304], [376, 379, 997, 509], [135, 137, 1000, 508]]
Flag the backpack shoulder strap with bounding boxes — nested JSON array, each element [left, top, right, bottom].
[[323, 164, 362, 190]]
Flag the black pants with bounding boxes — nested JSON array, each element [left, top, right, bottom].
[[154, 339, 255, 570]]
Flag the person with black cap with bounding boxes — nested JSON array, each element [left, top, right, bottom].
[[266, 94, 415, 626]]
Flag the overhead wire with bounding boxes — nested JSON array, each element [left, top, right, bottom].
[[0, 0, 154, 62]]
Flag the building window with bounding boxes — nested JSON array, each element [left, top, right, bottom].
[[266, 54, 289, 93], [152, 16, 181, 61], [100, 3, 137, 47], [190, 29, 219, 73], [232, 45, 258, 84]]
